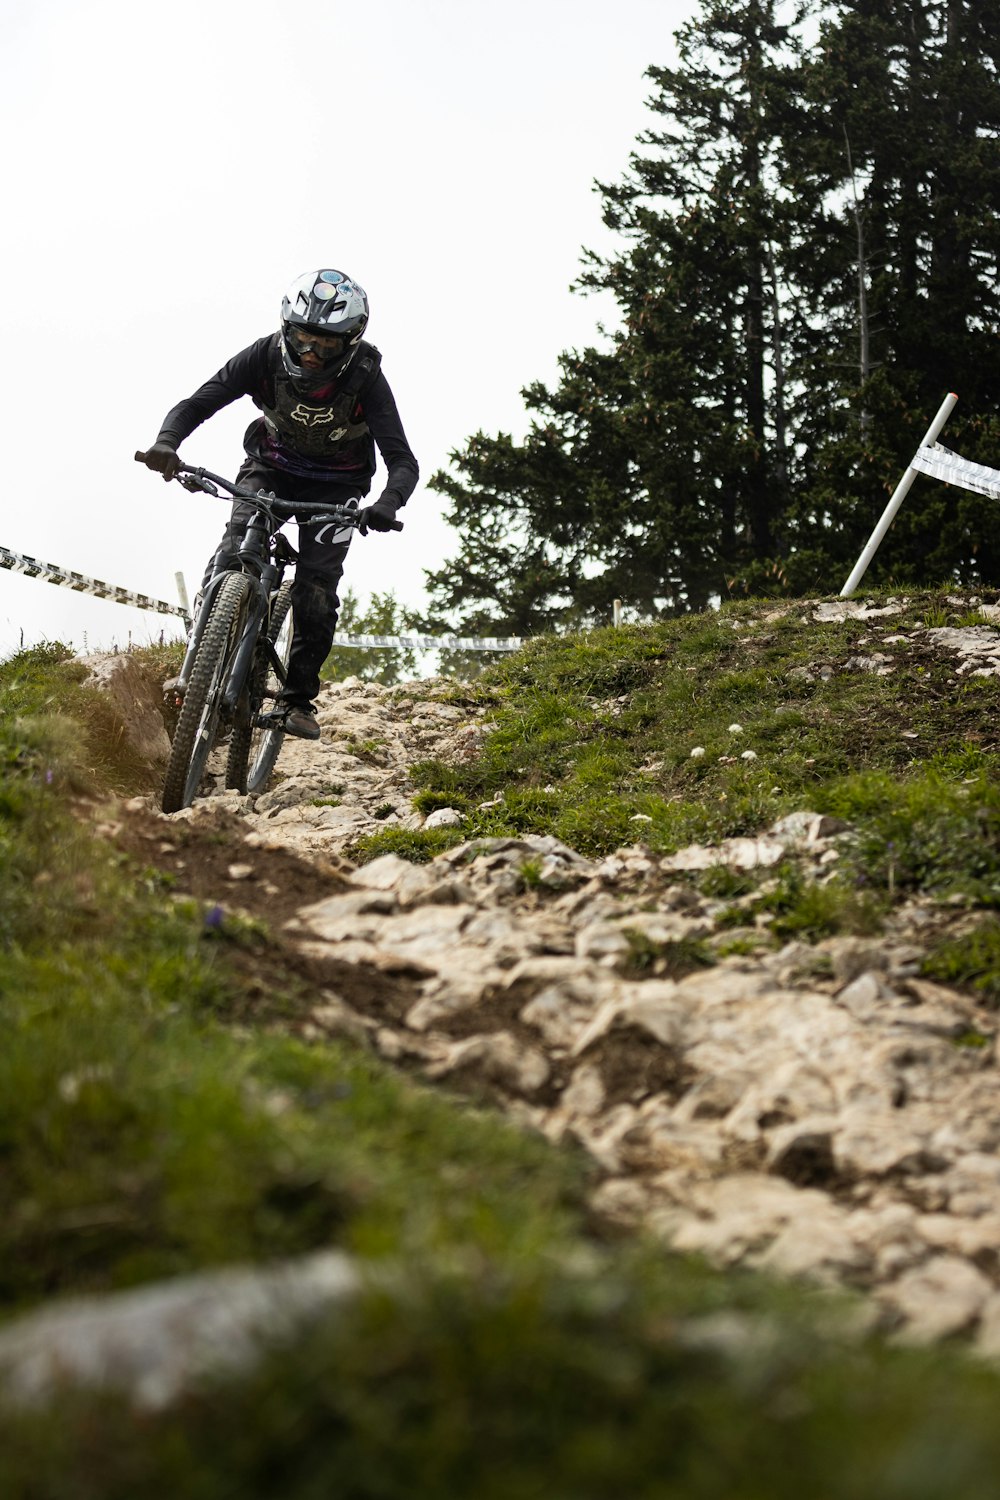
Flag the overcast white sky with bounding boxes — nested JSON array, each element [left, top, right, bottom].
[[0, 0, 692, 657]]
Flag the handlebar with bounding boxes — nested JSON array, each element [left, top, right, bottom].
[[134, 451, 367, 525]]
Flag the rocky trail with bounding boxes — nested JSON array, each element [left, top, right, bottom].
[[82, 608, 1000, 1356]]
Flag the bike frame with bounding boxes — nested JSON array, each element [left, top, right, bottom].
[[158, 463, 360, 719]]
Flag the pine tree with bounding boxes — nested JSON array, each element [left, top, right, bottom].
[[427, 0, 803, 628], [788, 0, 1000, 586], [427, 0, 1000, 624]]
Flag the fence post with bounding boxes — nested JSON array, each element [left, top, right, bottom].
[[613, 599, 623, 627], [175, 572, 190, 616], [840, 392, 958, 597]]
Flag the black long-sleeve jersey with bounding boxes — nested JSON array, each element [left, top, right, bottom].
[[155, 334, 419, 503]]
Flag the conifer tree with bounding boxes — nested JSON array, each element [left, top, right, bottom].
[[427, 0, 1000, 625], [427, 0, 802, 630], [783, 0, 1000, 585]]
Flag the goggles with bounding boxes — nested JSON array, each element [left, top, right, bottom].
[[285, 323, 351, 356]]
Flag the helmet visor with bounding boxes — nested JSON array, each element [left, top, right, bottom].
[[284, 323, 352, 357]]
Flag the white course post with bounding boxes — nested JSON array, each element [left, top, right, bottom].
[[613, 599, 623, 627], [840, 392, 958, 597]]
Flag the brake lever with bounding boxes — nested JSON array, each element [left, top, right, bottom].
[[179, 474, 219, 496]]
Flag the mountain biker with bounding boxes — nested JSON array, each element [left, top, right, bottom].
[[140, 269, 418, 741]]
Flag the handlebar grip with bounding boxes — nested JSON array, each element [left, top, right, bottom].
[[135, 450, 148, 463]]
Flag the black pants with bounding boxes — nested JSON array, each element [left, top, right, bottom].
[[201, 459, 359, 707]]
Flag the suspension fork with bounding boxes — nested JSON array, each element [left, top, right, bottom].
[[174, 565, 242, 694]]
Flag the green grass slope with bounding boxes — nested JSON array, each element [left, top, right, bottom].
[[357, 590, 1000, 974]]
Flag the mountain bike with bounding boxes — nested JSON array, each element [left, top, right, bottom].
[[135, 454, 364, 814]]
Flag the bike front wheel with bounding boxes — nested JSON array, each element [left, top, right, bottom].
[[225, 579, 294, 795], [161, 572, 252, 814]]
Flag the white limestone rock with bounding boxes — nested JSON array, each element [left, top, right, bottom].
[[882, 1256, 993, 1343], [426, 1031, 551, 1095], [0, 1252, 360, 1410]]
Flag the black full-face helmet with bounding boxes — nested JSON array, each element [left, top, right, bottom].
[[279, 269, 370, 386]]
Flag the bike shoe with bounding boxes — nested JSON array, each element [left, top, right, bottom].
[[282, 705, 321, 741], [163, 674, 185, 700]]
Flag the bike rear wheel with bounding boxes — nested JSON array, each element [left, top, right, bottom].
[[225, 580, 294, 795], [161, 572, 252, 814]]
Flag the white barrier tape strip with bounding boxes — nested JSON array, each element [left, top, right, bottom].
[[912, 443, 1000, 501], [1, 544, 522, 650], [0, 545, 188, 619], [332, 633, 524, 652]]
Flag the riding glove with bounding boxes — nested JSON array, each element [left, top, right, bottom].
[[144, 442, 181, 480], [358, 495, 403, 534]]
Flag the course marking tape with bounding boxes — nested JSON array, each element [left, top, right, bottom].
[[1, 545, 524, 650], [1, 545, 187, 620], [332, 633, 524, 651], [912, 443, 1000, 501]]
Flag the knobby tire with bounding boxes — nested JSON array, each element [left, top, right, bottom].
[[161, 572, 252, 814], [225, 580, 293, 795]]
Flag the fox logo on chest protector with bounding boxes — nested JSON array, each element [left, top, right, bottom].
[[289, 403, 347, 438]]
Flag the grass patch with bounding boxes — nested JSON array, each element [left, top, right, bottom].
[[345, 735, 389, 763], [411, 786, 471, 814], [622, 930, 716, 978], [818, 768, 1000, 904], [350, 826, 467, 863], [756, 870, 888, 942], [921, 918, 1000, 1006]]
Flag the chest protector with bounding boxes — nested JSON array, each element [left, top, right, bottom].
[[260, 341, 382, 459]]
